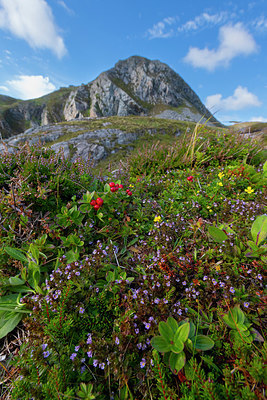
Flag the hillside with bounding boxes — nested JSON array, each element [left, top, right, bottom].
[[0, 56, 222, 138], [0, 123, 266, 399]]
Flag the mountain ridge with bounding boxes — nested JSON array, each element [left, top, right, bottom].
[[0, 56, 222, 138]]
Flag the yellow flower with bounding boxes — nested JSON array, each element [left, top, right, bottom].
[[218, 172, 224, 179], [217, 182, 223, 187], [129, 184, 134, 188], [154, 216, 162, 223], [245, 186, 254, 194], [215, 265, 221, 271], [209, 209, 213, 212]]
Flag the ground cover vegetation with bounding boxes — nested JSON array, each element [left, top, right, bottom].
[[0, 122, 266, 399]]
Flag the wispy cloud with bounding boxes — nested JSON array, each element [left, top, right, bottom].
[[178, 12, 228, 32], [57, 1, 74, 16], [0, 0, 67, 58], [249, 116, 267, 122], [184, 23, 257, 71], [0, 85, 9, 92], [7, 75, 56, 100], [205, 86, 261, 111], [252, 16, 267, 31], [147, 17, 177, 39]]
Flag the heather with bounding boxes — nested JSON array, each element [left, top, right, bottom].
[[0, 127, 266, 400]]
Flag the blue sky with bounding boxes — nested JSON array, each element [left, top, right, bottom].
[[0, 0, 267, 124]]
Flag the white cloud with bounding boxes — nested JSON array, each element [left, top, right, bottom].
[[57, 1, 74, 15], [147, 17, 176, 39], [7, 75, 56, 100], [178, 12, 228, 32], [0, 0, 66, 58], [253, 16, 267, 31], [184, 23, 257, 71], [0, 85, 9, 92], [249, 116, 267, 122], [205, 86, 261, 111]]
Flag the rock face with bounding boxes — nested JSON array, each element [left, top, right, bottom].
[[0, 122, 152, 163], [0, 56, 221, 138]]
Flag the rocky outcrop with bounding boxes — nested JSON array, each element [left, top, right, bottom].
[[0, 56, 222, 138], [0, 122, 156, 163]]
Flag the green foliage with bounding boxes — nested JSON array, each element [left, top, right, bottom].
[[0, 124, 265, 399], [152, 317, 214, 374]]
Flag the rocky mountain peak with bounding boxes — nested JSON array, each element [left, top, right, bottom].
[[0, 56, 222, 138]]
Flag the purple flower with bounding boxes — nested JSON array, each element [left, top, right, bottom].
[[99, 362, 105, 370], [144, 322, 151, 330], [115, 337, 120, 345], [93, 359, 98, 367], [182, 281, 187, 286], [154, 298, 160, 304], [75, 345, 80, 352], [79, 307, 85, 314], [137, 343, 142, 349], [140, 358, 146, 368], [244, 302, 250, 308], [135, 328, 139, 334], [87, 350, 93, 358], [43, 350, 50, 358], [229, 287, 235, 294], [42, 343, 48, 351], [203, 276, 208, 281], [70, 353, 77, 361], [87, 334, 92, 344], [257, 274, 262, 280]]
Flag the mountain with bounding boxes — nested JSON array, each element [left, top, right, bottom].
[[0, 56, 221, 138]]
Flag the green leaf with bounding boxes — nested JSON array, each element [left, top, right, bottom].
[[263, 160, 267, 175], [208, 226, 228, 243], [251, 214, 267, 246], [223, 306, 245, 329], [159, 321, 174, 341], [167, 316, 178, 333], [174, 322, 190, 343], [194, 335, 214, 351], [201, 356, 221, 374], [188, 322, 196, 339], [169, 351, 186, 374], [4, 247, 28, 263], [170, 339, 184, 354], [151, 336, 171, 353], [8, 276, 25, 286], [0, 312, 23, 339]]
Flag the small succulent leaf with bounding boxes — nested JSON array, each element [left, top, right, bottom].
[[175, 322, 190, 343], [169, 351, 186, 374], [159, 321, 174, 341], [208, 226, 228, 243], [151, 336, 171, 353], [194, 335, 214, 351], [251, 215, 267, 246], [167, 316, 178, 333]]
